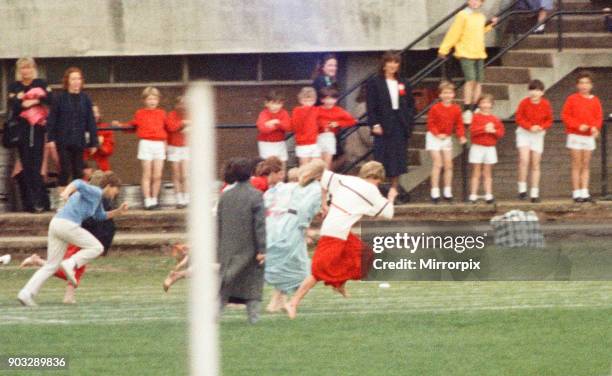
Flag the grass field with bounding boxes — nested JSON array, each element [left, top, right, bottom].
[[1, 253, 611, 376]]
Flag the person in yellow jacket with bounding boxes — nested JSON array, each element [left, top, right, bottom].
[[438, 0, 498, 124]]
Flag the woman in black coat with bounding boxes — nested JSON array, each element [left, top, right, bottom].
[[366, 51, 415, 196], [7, 58, 53, 212], [46, 67, 98, 189]]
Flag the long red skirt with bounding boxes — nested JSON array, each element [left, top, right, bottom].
[[54, 245, 87, 287], [311, 233, 372, 288]]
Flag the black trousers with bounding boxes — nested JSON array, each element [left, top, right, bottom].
[[57, 144, 84, 186], [16, 126, 47, 211]]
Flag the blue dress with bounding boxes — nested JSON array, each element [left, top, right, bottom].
[[264, 181, 322, 293]]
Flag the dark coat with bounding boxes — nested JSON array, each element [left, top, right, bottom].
[[47, 91, 98, 148], [366, 75, 415, 177], [217, 182, 266, 302], [312, 74, 339, 105]]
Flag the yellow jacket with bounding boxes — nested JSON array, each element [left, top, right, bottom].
[[438, 9, 493, 59]]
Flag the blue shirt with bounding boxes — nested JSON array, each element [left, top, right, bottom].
[[55, 180, 107, 225]]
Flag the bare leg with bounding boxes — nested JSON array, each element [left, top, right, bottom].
[[20, 253, 45, 268], [171, 162, 182, 196], [151, 159, 165, 200], [442, 149, 453, 190], [286, 275, 318, 319], [180, 160, 189, 194], [464, 81, 474, 107], [580, 150, 592, 190], [483, 164, 493, 196], [517, 147, 530, 189], [470, 163, 482, 197], [141, 160, 153, 200], [63, 284, 76, 304], [538, 9, 547, 23], [266, 289, 283, 313], [430, 150, 443, 190], [321, 153, 333, 169], [530, 151, 542, 191], [570, 150, 582, 192], [472, 82, 482, 105]]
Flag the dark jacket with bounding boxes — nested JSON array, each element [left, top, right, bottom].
[[366, 75, 415, 137], [217, 182, 266, 301], [47, 91, 98, 148], [312, 74, 339, 105]]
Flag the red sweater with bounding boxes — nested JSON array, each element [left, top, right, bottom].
[[256, 108, 291, 142], [317, 105, 357, 135], [83, 122, 114, 171], [426, 102, 465, 137], [130, 108, 168, 141], [166, 110, 186, 147], [561, 93, 603, 136], [515, 97, 553, 131], [470, 113, 505, 146], [291, 105, 319, 145]]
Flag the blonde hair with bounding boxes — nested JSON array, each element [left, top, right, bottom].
[[358, 161, 386, 181], [477, 93, 495, 106], [142, 86, 161, 99], [15, 57, 38, 81], [287, 167, 300, 182], [298, 159, 326, 187], [438, 80, 456, 92], [89, 170, 122, 188], [297, 87, 317, 101]]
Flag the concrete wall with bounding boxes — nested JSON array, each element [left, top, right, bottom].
[[0, 0, 503, 58]]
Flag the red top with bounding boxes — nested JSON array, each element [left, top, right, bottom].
[[250, 176, 269, 192], [561, 93, 603, 136], [256, 108, 291, 142], [317, 105, 357, 135], [515, 97, 553, 131], [291, 105, 319, 145], [426, 102, 465, 137], [470, 113, 505, 146], [166, 110, 186, 147], [130, 108, 168, 141], [94, 122, 114, 156]]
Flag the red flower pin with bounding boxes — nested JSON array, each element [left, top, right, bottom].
[[398, 83, 406, 96]]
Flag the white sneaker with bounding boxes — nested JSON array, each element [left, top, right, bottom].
[[534, 24, 545, 33], [60, 259, 78, 286], [17, 289, 37, 307], [0, 254, 11, 265], [462, 109, 473, 124]]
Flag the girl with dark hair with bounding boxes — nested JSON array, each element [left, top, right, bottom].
[[312, 53, 339, 104], [366, 51, 415, 199]]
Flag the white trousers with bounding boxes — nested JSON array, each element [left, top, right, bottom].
[[21, 218, 104, 296]]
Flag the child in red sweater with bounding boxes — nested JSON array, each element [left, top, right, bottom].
[[84, 105, 115, 174], [426, 81, 466, 203], [291, 87, 320, 165], [256, 90, 291, 163], [316, 87, 357, 169], [468, 94, 505, 204], [515, 79, 553, 202], [561, 71, 603, 203], [113, 87, 167, 210], [166, 96, 190, 208]]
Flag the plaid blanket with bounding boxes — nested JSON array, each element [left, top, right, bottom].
[[490, 210, 545, 248]]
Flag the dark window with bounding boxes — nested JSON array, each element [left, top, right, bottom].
[[40, 58, 111, 85], [114, 56, 182, 83], [261, 53, 319, 81], [188, 55, 258, 81]]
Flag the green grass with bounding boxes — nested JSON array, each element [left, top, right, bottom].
[[0, 253, 611, 375]]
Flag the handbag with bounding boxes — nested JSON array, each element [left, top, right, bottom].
[[2, 111, 25, 148]]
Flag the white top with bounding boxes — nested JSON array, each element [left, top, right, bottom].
[[319, 170, 394, 240], [386, 79, 400, 110]]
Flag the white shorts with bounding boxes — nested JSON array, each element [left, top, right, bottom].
[[516, 127, 546, 154], [426, 132, 453, 151], [566, 134, 596, 151], [469, 144, 498, 164], [317, 132, 337, 155], [295, 144, 321, 158], [258, 141, 288, 161], [137, 139, 166, 161], [167, 145, 189, 162]]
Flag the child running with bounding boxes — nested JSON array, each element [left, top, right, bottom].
[[426, 81, 466, 203], [286, 161, 397, 319], [17, 172, 128, 306]]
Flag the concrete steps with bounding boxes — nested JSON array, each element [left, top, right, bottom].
[[517, 32, 612, 49]]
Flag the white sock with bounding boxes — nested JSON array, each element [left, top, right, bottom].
[[484, 193, 494, 201], [152, 197, 158, 206], [443, 186, 452, 198], [572, 190, 581, 199], [431, 187, 440, 199], [145, 197, 153, 207], [176, 193, 183, 205], [469, 194, 478, 201], [518, 182, 527, 193], [530, 187, 539, 198], [184, 192, 190, 203], [581, 189, 590, 198]]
